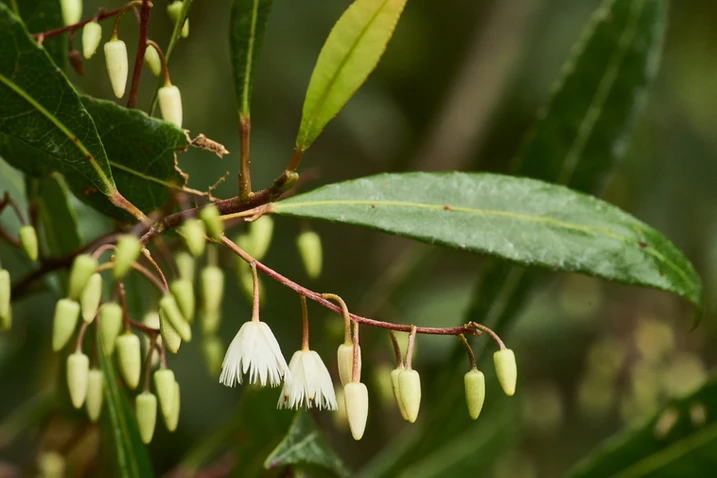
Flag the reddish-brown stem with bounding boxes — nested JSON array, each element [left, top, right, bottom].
[[351, 321, 360, 383], [221, 236, 479, 337], [140, 249, 169, 292], [0, 227, 21, 249], [146, 40, 170, 87], [131, 262, 167, 293], [458, 334, 477, 370], [250, 262, 260, 322], [287, 149, 304, 171], [76, 321, 90, 353], [116, 282, 131, 333], [92, 243, 116, 260], [127, 0, 152, 108], [322, 293, 351, 344], [129, 318, 160, 335], [31, 6, 121, 39], [238, 116, 252, 200], [467, 321, 505, 349], [143, 341, 157, 392], [405, 326, 417, 370], [389, 330, 403, 368], [300, 296, 309, 351], [0, 192, 26, 225]]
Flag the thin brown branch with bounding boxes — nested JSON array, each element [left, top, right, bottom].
[[127, 0, 152, 108], [238, 116, 252, 200]]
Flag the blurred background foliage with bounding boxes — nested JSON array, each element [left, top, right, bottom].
[[1, 0, 716, 476]]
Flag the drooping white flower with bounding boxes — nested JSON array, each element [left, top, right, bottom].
[[277, 350, 337, 410], [219, 320, 289, 387]]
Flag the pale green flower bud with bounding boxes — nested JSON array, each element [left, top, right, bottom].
[[144, 43, 162, 77], [167, 381, 180, 432], [494, 349, 517, 396], [390, 366, 409, 420], [158, 85, 183, 128], [175, 251, 195, 281], [159, 294, 191, 342], [0, 269, 10, 327], [104, 38, 128, 98], [201, 335, 224, 377], [198, 204, 223, 240], [160, 313, 182, 354], [0, 304, 9, 332], [170, 279, 195, 322], [67, 352, 89, 408], [116, 333, 141, 389], [200, 310, 221, 335], [19, 225, 38, 261], [60, 0, 82, 26], [181, 218, 206, 257], [247, 216, 274, 260], [296, 230, 322, 279], [464, 369, 486, 419], [37, 451, 65, 478], [99, 302, 123, 354], [337, 343, 361, 386], [136, 392, 158, 444], [80, 272, 102, 323], [114, 235, 141, 280], [68, 254, 97, 301], [52, 299, 80, 351], [344, 382, 369, 440], [398, 369, 421, 423], [167, 1, 189, 38], [86, 369, 104, 422], [200, 266, 224, 316], [82, 21, 102, 59], [153, 368, 176, 427]]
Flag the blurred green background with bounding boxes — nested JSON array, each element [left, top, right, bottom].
[[1, 0, 717, 476]]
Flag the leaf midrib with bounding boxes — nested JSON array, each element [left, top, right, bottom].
[[274, 198, 691, 288], [0, 72, 115, 194], [240, 0, 261, 117], [297, 0, 395, 148]]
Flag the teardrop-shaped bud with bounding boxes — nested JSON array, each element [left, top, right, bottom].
[[494, 348, 517, 396], [99, 302, 123, 354], [398, 369, 421, 423], [296, 230, 322, 279], [86, 369, 104, 422], [464, 369, 486, 419], [200, 266, 224, 316], [390, 366, 410, 420], [60, 0, 82, 26], [160, 313, 182, 354], [153, 368, 176, 427], [114, 235, 141, 280], [104, 38, 128, 98], [167, 1, 189, 38], [80, 272, 102, 323], [175, 251, 195, 282], [158, 85, 183, 128], [52, 299, 81, 351], [344, 382, 369, 440], [144, 42, 162, 76], [201, 335, 224, 377], [82, 21, 102, 59], [116, 333, 141, 389], [337, 343, 362, 386], [181, 219, 206, 257], [68, 254, 98, 301], [198, 204, 223, 240], [200, 310, 221, 335], [167, 381, 181, 431], [170, 279, 195, 322], [37, 451, 65, 478], [19, 225, 38, 261], [247, 216, 274, 260], [136, 392, 158, 444], [67, 352, 89, 408], [159, 294, 192, 342], [0, 269, 10, 325]]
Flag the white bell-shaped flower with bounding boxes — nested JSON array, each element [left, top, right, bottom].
[[277, 350, 337, 411], [219, 320, 289, 387]]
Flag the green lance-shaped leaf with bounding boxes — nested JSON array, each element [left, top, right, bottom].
[[0, 4, 116, 196], [77, 96, 190, 219], [295, 0, 407, 151], [264, 411, 350, 477], [96, 332, 154, 478], [272, 172, 700, 307], [566, 373, 717, 478], [230, 0, 274, 119]]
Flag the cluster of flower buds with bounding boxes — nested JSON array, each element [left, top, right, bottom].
[[0, 220, 39, 331]]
